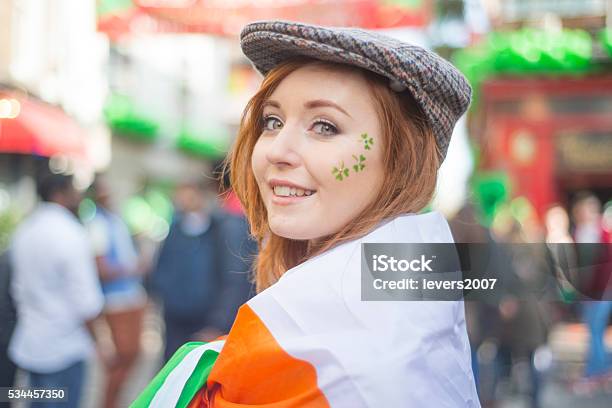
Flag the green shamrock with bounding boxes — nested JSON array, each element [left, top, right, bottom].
[[352, 154, 366, 172], [360, 133, 374, 150], [332, 161, 350, 181]]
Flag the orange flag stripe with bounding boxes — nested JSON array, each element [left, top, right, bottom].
[[206, 304, 330, 407]]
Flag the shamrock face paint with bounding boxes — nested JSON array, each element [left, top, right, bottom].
[[251, 64, 385, 241], [352, 154, 366, 172], [361, 133, 374, 150], [332, 161, 350, 181], [331, 133, 373, 180]]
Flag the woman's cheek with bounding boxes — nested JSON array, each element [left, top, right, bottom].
[[326, 148, 372, 184]]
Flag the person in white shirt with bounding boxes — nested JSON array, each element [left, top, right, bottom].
[[9, 173, 104, 408]]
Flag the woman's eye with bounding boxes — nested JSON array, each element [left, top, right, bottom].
[[312, 120, 338, 136], [262, 116, 283, 131]]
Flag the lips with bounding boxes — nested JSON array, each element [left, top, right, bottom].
[[269, 179, 316, 194], [268, 178, 317, 205], [269, 178, 313, 189], [272, 185, 314, 197]]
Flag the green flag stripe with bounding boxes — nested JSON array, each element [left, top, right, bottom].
[[175, 349, 220, 408], [130, 342, 207, 408]]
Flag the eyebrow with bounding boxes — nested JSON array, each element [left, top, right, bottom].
[[262, 99, 352, 118]]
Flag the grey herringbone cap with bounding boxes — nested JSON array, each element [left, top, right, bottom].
[[240, 20, 472, 163]]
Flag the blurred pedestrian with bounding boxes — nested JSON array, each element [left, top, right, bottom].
[[151, 177, 253, 362], [571, 192, 612, 392], [213, 168, 257, 335], [449, 203, 506, 407], [544, 205, 578, 311], [491, 209, 553, 408], [86, 176, 147, 408], [8, 173, 104, 408]]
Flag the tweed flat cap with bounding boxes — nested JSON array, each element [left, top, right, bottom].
[[240, 20, 472, 163]]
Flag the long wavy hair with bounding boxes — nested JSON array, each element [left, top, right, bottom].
[[224, 58, 440, 292]]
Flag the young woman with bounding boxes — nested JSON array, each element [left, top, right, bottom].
[[133, 21, 479, 408]]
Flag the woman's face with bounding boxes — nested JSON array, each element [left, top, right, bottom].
[[251, 64, 385, 241]]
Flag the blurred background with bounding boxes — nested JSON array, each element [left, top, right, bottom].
[[0, 1, 611, 407]]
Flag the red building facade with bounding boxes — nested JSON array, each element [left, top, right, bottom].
[[475, 75, 612, 219]]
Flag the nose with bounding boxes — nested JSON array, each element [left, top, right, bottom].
[[265, 125, 302, 168]]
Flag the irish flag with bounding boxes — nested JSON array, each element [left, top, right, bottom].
[[132, 212, 480, 407]]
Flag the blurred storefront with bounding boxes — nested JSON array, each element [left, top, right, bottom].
[[0, 0, 109, 249], [456, 0, 612, 221], [97, 0, 433, 37], [477, 75, 612, 218], [0, 0, 109, 180]]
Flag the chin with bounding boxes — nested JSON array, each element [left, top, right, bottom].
[[269, 218, 318, 241], [270, 225, 311, 241]]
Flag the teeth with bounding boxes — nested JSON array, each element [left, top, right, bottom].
[[273, 185, 315, 197], [274, 186, 291, 196]]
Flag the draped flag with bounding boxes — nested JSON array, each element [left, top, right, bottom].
[[133, 212, 481, 407], [131, 341, 224, 408]]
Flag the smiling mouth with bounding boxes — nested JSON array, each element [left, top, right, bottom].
[[272, 185, 316, 198]]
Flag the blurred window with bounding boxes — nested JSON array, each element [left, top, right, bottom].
[[549, 94, 612, 115]]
